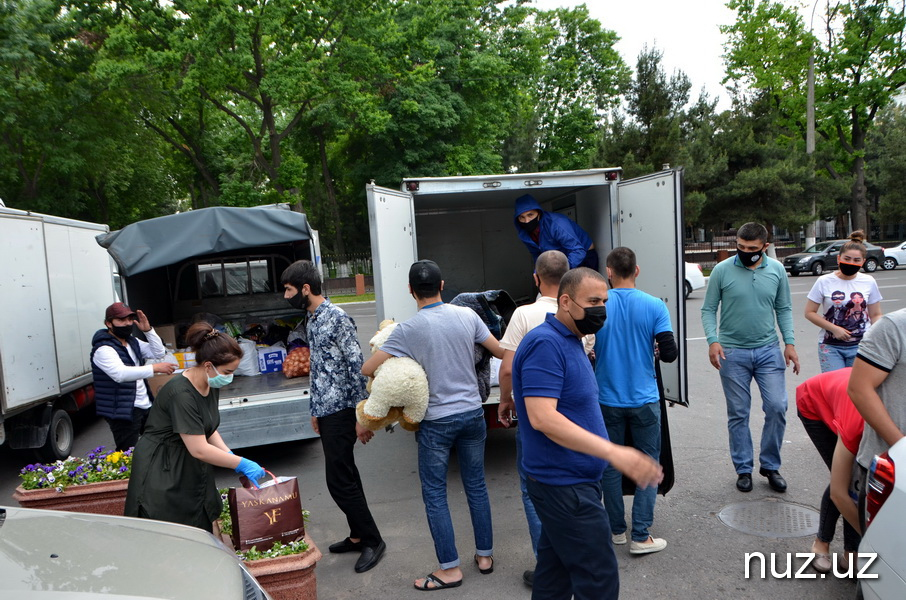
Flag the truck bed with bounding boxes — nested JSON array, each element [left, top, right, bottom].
[[219, 371, 310, 400]]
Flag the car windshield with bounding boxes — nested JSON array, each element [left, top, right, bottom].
[[803, 242, 833, 253]]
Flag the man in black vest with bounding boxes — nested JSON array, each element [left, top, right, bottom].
[[91, 302, 175, 451]]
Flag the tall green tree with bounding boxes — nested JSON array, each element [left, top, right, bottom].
[[722, 0, 906, 238], [866, 103, 906, 226]]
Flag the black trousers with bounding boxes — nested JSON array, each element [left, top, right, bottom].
[[798, 410, 861, 551], [318, 407, 382, 548], [527, 478, 619, 600], [106, 406, 150, 451]]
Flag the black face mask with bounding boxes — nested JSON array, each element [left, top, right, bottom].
[[838, 261, 862, 276], [570, 299, 607, 335], [736, 245, 765, 266], [518, 216, 540, 232], [110, 324, 133, 339], [287, 291, 309, 311]]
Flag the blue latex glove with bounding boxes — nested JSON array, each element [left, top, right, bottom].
[[235, 457, 266, 487]]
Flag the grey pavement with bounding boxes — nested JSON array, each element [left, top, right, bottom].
[[4, 268, 906, 599]]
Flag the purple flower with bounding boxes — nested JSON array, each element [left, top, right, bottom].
[[68, 471, 76, 477], [96, 465, 103, 472], [119, 466, 128, 473], [25, 465, 35, 472], [93, 446, 105, 453]]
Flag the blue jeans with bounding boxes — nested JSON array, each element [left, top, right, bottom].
[[527, 479, 619, 600], [600, 402, 661, 542], [818, 343, 859, 373], [718, 344, 788, 474], [516, 429, 542, 557], [415, 407, 493, 568]]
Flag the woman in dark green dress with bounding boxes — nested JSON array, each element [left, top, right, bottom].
[[125, 322, 266, 532]]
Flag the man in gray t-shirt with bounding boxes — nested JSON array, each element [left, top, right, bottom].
[[363, 260, 504, 591], [850, 308, 906, 469]]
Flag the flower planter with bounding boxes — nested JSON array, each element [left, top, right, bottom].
[[243, 536, 322, 600], [12, 479, 129, 516]]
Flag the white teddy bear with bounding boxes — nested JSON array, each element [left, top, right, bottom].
[[356, 319, 430, 432]]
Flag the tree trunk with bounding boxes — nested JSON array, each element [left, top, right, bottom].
[[851, 154, 870, 238], [316, 129, 346, 256]]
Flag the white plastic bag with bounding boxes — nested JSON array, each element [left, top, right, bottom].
[[235, 337, 260, 377]]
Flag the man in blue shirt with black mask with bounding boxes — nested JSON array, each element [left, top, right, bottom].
[[513, 267, 662, 599]]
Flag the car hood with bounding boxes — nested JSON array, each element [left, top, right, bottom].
[[783, 252, 811, 261], [0, 506, 243, 599]]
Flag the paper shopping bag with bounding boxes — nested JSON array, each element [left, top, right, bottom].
[[228, 472, 305, 551]]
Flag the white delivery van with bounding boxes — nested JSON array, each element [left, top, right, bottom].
[[96, 204, 323, 449], [367, 167, 687, 491], [0, 207, 118, 459]]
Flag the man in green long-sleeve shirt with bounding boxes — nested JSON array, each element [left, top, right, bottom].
[[701, 222, 800, 494]]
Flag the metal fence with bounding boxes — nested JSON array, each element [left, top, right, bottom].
[[322, 253, 373, 278]]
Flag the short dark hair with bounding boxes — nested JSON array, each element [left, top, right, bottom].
[[558, 267, 607, 299], [535, 251, 569, 286], [409, 260, 443, 299], [280, 260, 322, 295], [737, 222, 768, 243], [606, 247, 636, 279]]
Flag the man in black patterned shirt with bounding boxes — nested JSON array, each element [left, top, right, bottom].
[[282, 260, 385, 573]]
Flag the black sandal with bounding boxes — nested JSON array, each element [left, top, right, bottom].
[[474, 554, 494, 574], [414, 573, 463, 591]]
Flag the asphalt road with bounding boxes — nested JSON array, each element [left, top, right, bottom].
[[3, 267, 906, 599]]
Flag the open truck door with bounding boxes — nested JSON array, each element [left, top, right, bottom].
[[366, 183, 417, 323], [617, 169, 687, 407]]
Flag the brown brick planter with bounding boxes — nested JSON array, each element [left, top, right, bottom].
[[12, 479, 129, 516], [243, 536, 322, 600]]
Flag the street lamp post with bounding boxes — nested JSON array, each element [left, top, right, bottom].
[[805, 0, 822, 249]]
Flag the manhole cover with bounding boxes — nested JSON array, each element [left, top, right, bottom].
[[717, 500, 819, 538]]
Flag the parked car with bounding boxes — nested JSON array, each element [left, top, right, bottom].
[[782, 239, 884, 276], [859, 436, 906, 600], [0, 505, 271, 599], [684, 261, 706, 299], [882, 241, 906, 270]]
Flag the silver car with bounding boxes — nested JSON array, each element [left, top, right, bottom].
[[0, 505, 271, 599], [859, 436, 906, 599]]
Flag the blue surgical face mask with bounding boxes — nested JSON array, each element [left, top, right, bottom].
[[207, 364, 234, 388]]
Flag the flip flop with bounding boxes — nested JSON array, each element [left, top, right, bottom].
[[413, 573, 463, 591], [474, 554, 494, 574]]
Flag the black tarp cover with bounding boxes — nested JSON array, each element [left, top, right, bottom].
[[96, 205, 311, 276]]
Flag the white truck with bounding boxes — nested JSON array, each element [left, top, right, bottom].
[[0, 207, 118, 460], [366, 167, 688, 491], [96, 204, 323, 449]]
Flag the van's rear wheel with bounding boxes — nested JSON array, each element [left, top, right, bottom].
[[40, 409, 74, 461], [684, 281, 692, 299]]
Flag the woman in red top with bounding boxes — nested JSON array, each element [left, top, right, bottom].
[[796, 367, 864, 572]]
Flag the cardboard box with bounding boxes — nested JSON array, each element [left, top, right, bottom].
[[173, 351, 196, 369], [147, 373, 177, 396], [155, 324, 177, 348], [258, 348, 286, 373]]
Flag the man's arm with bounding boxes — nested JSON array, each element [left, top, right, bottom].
[[135, 310, 167, 360], [93, 345, 170, 382], [774, 271, 800, 374], [849, 357, 902, 447], [497, 350, 515, 428], [524, 396, 662, 488], [479, 333, 505, 359], [829, 437, 861, 534], [362, 349, 393, 377]]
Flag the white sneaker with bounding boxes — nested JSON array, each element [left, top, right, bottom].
[[629, 536, 667, 555], [611, 532, 627, 545]]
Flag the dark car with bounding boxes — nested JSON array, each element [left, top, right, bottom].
[[783, 239, 884, 276]]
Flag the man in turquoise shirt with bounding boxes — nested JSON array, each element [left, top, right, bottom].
[[701, 222, 800, 493]]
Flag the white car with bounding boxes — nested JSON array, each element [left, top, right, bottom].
[[684, 261, 706, 299], [882, 241, 906, 270], [859, 436, 906, 599], [0, 505, 272, 599]]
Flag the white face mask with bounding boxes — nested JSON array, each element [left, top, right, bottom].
[[207, 364, 234, 388]]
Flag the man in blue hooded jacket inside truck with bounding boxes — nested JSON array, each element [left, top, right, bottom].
[[513, 194, 599, 270]]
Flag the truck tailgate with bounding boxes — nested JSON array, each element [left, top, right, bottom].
[[217, 372, 316, 449]]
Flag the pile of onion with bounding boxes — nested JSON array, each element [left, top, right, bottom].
[[283, 346, 311, 378]]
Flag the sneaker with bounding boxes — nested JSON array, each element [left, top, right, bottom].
[[611, 532, 627, 545], [630, 536, 667, 555]]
